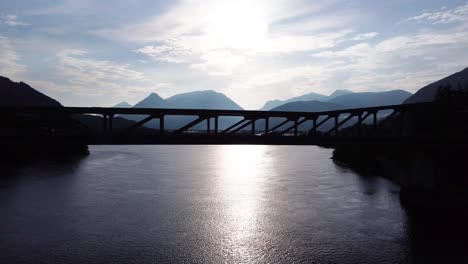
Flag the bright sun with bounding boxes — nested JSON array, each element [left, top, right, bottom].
[[205, 1, 269, 50]]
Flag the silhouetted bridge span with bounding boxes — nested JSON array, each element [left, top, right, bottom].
[[1, 102, 467, 146]]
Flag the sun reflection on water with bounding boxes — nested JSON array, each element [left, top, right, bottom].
[[216, 145, 271, 261]]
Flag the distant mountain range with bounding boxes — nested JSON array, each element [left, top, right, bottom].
[[259, 89, 353, 110], [133, 90, 243, 110], [270, 100, 345, 112], [121, 90, 243, 130], [265, 89, 412, 115], [328, 90, 412, 108], [260, 92, 329, 110]]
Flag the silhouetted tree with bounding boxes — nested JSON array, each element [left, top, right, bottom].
[[435, 82, 468, 104]]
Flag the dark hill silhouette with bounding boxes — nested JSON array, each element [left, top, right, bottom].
[[0, 76, 154, 146], [405, 67, 468, 104], [112, 101, 132, 108], [0, 76, 61, 107], [328, 90, 412, 108], [0, 76, 86, 161]]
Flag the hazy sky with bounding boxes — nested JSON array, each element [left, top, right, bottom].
[[1, 0, 467, 108]]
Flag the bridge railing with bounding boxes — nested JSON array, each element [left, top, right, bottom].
[[0, 102, 466, 145]]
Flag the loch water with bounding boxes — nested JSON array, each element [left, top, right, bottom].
[[1, 145, 466, 263]]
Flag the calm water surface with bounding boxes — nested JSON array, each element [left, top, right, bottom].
[[0, 145, 415, 263]]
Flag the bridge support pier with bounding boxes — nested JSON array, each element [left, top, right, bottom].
[[108, 114, 114, 135], [311, 118, 317, 135], [160, 115, 164, 135], [102, 114, 107, 135]]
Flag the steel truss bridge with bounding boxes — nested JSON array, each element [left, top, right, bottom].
[[0, 102, 466, 146]]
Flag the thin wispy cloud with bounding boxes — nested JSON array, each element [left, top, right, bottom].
[[0, 14, 29, 26], [54, 49, 155, 98], [408, 3, 468, 24], [0, 36, 26, 78], [352, 32, 379, 41], [134, 41, 190, 64]]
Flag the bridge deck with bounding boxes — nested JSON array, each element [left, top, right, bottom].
[[0, 102, 466, 146]]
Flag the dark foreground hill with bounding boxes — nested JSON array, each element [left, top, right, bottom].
[[0, 76, 87, 163], [331, 68, 468, 203], [0, 76, 154, 164], [0, 76, 61, 107], [405, 67, 468, 104]]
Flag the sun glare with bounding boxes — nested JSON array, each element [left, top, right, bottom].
[[205, 1, 269, 50], [216, 145, 269, 259]]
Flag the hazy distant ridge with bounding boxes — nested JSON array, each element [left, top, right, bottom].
[[259, 90, 354, 110]]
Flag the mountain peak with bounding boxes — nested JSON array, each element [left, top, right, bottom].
[[112, 101, 132, 108], [133, 92, 164, 108], [164, 90, 243, 110], [148, 92, 163, 99], [328, 89, 354, 99]]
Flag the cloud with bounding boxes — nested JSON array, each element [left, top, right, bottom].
[[309, 25, 468, 93], [134, 40, 191, 63], [0, 35, 26, 78], [408, 3, 468, 24], [375, 31, 468, 52], [0, 14, 30, 26], [311, 43, 372, 59], [352, 32, 378, 41], [55, 49, 154, 96], [97, 0, 353, 76]]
